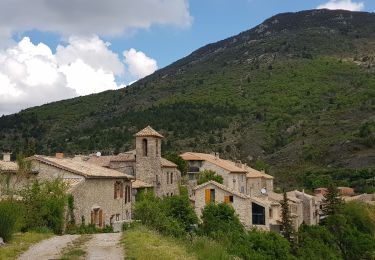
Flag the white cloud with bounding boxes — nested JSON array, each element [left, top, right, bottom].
[[317, 0, 364, 11], [124, 48, 158, 79], [0, 36, 134, 115], [0, 0, 192, 41]]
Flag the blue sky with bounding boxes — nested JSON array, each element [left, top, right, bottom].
[[20, 0, 375, 68], [0, 0, 374, 115]]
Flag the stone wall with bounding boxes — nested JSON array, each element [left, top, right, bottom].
[[71, 178, 132, 226], [157, 167, 180, 196], [194, 183, 252, 228], [135, 136, 162, 192]]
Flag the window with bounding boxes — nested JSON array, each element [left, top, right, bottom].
[[224, 195, 234, 204], [156, 139, 159, 156], [116, 214, 120, 221], [205, 189, 216, 204], [170, 172, 173, 184], [125, 185, 131, 204], [252, 203, 265, 225], [240, 186, 245, 193], [142, 138, 148, 156], [114, 181, 123, 199], [269, 208, 273, 218], [167, 172, 169, 184]]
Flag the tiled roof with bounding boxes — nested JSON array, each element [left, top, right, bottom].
[[63, 178, 84, 192], [132, 179, 153, 189], [245, 166, 274, 179], [0, 161, 18, 172], [181, 152, 273, 180], [135, 126, 163, 138], [181, 152, 247, 173], [31, 155, 134, 179], [194, 180, 249, 199], [161, 158, 177, 168], [86, 152, 135, 167]]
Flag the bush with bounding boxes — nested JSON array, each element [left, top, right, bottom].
[[0, 200, 23, 242], [296, 225, 341, 260], [197, 170, 224, 185], [133, 191, 195, 237], [200, 203, 244, 239], [21, 179, 67, 234]]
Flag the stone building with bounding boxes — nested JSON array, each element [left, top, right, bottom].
[[29, 154, 134, 229], [87, 126, 181, 198], [183, 152, 320, 231]]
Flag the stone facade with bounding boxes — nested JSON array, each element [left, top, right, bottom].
[[135, 136, 164, 196], [29, 156, 133, 229], [183, 152, 321, 232]]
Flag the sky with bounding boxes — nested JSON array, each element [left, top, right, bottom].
[[0, 0, 374, 115]]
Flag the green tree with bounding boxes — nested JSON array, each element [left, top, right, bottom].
[[325, 214, 375, 260], [280, 192, 295, 245], [197, 170, 223, 185], [163, 153, 188, 176], [22, 179, 67, 234], [322, 184, 342, 216], [200, 203, 244, 239], [296, 225, 341, 260]]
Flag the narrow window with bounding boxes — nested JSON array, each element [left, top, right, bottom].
[[156, 139, 159, 156], [269, 208, 273, 218], [210, 189, 215, 203], [142, 138, 148, 156], [167, 172, 169, 184], [170, 172, 173, 184], [229, 196, 234, 203]]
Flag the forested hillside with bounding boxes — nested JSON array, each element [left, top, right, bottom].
[[0, 9, 374, 189]]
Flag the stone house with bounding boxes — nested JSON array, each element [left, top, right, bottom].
[[183, 152, 320, 231], [180, 152, 274, 196], [194, 181, 279, 230], [29, 154, 134, 228], [0, 152, 37, 196], [87, 126, 181, 198]]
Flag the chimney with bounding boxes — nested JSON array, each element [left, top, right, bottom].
[[2, 152, 11, 162], [55, 153, 64, 159], [235, 160, 242, 168], [215, 152, 219, 159]]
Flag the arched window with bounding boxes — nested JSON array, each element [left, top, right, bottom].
[[142, 139, 148, 156]]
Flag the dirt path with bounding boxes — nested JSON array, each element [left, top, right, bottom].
[[18, 234, 80, 260], [84, 232, 124, 260]]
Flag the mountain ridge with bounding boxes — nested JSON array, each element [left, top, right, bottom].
[[0, 9, 374, 185]]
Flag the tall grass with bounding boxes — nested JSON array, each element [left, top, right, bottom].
[[0, 200, 24, 242]]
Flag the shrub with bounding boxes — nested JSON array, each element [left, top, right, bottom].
[[0, 200, 23, 242], [21, 179, 67, 234], [133, 192, 188, 237], [197, 170, 223, 185], [200, 203, 244, 239]]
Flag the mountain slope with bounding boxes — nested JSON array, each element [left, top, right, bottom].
[[0, 9, 374, 178]]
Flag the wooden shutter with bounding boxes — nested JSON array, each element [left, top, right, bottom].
[[120, 182, 124, 198], [99, 209, 103, 228], [205, 189, 211, 204], [91, 211, 94, 224], [224, 195, 230, 204]]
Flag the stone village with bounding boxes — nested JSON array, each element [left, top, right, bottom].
[[0, 126, 369, 232]]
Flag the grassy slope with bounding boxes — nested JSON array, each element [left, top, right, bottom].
[[122, 225, 231, 260], [0, 232, 53, 260]]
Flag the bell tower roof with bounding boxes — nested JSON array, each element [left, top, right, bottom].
[[135, 126, 164, 138]]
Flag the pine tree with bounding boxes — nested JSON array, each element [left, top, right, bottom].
[[322, 183, 342, 216], [280, 192, 295, 244]]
